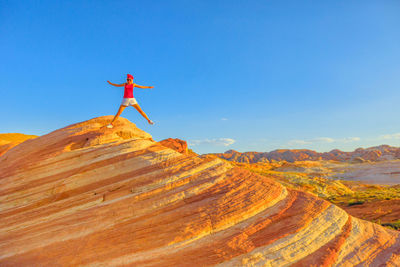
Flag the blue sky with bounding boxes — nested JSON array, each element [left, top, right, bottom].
[[1, 1, 400, 154]]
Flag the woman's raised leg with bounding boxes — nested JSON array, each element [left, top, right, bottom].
[[132, 104, 153, 124]]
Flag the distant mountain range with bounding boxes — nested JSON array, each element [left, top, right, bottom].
[[211, 145, 400, 163]]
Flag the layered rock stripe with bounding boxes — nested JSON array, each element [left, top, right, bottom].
[[0, 116, 399, 266]]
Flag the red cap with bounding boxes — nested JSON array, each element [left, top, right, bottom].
[[127, 74, 134, 80]]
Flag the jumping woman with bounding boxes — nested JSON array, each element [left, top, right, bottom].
[[106, 74, 154, 128]]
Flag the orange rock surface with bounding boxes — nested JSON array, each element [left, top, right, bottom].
[[0, 133, 37, 156], [342, 199, 400, 225], [1, 116, 400, 266], [159, 138, 188, 154]]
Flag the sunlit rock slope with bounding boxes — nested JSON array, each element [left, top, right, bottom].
[[0, 133, 37, 157], [1, 116, 400, 266]]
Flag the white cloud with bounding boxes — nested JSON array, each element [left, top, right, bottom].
[[287, 136, 360, 146], [221, 118, 228, 121], [189, 138, 235, 147], [288, 140, 311, 146], [342, 137, 361, 143], [313, 137, 335, 143], [379, 133, 400, 140]]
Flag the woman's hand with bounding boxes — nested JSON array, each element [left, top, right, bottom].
[[134, 84, 154, 89]]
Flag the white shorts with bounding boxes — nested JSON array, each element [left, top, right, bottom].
[[121, 98, 138, 106]]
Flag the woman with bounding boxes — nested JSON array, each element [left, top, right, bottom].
[[106, 74, 154, 128]]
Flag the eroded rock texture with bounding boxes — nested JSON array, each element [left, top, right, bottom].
[[159, 138, 188, 154], [1, 116, 399, 266]]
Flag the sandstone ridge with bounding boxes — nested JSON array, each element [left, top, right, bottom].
[[1, 116, 399, 266]]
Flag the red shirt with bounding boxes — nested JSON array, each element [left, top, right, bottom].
[[124, 83, 134, 98]]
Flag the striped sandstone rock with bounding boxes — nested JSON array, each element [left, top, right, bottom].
[[0, 116, 399, 266]]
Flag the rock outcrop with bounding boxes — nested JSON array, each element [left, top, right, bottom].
[[1, 116, 399, 266], [159, 138, 189, 154], [214, 145, 400, 163]]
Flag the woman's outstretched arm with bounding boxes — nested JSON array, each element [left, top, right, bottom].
[[107, 81, 125, 87], [134, 83, 154, 89]]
